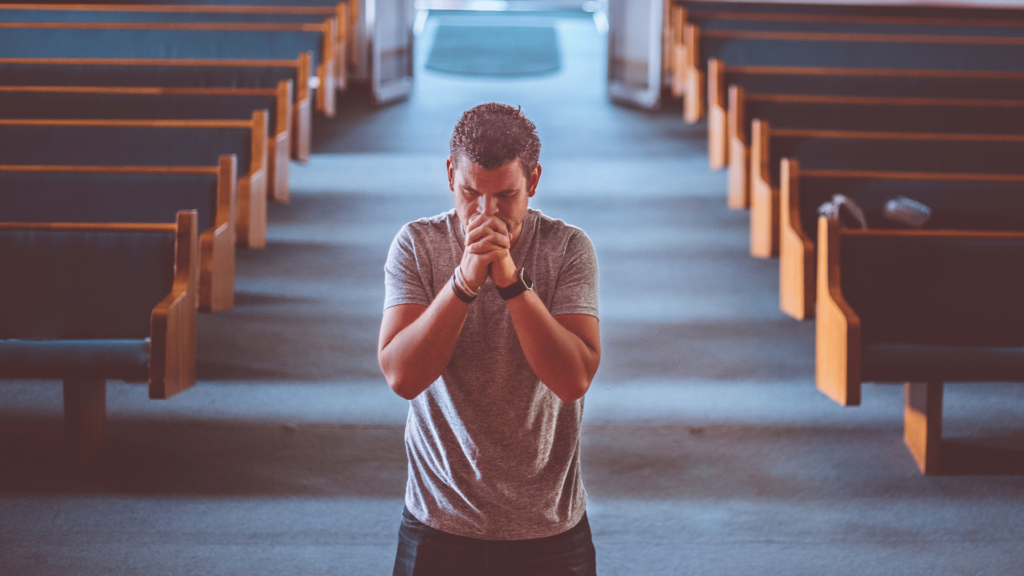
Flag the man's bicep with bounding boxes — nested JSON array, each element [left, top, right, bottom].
[[379, 303, 429, 353]]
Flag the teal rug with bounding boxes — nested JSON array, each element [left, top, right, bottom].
[[426, 25, 560, 77]]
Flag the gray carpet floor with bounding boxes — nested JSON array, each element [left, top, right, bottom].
[[2, 12, 1023, 576]]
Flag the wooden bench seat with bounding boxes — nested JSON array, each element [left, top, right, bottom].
[[727, 91, 1024, 209], [0, 2, 350, 90], [0, 157, 237, 311], [779, 160, 1024, 320], [748, 123, 1024, 258], [0, 211, 198, 466], [0, 55, 313, 161], [0, 116, 268, 248], [814, 217, 1024, 474], [0, 20, 336, 118], [0, 82, 292, 203]]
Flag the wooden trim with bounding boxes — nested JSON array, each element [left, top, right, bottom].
[[0, 4, 336, 15], [726, 84, 748, 209], [800, 169, 1024, 182], [683, 24, 704, 123], [905, 381, 944, 475], [317, 17, 337, 117], [0, 221, 176, 232], [0, 118, 252, 129], [293, 52, 313, 161], [149, 210, 198, 400], [727, 65, 1024, 80], [200, 154, 237, 312], [749, 124, 778, 258], [0, 85, 277, 97], [0, 56, 301, 68], [0, 21, 325, 32], [708, 60, 729, 170], [770, 128, 1024, 142], [334, 2, 348, 91], [746, 93, 1024, 108], [779, 158, 815, 321], [815, 216, 861, 406], [686, 10, 1024, 28], [702, 28, 1024, 46], [0, 164, 217, 174]]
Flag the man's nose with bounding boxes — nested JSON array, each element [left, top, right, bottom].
[[478, 194, 498, 216]]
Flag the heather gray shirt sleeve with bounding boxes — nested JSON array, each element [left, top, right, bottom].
[[384, 222, 434, 310], [550, 229, 599, 318]]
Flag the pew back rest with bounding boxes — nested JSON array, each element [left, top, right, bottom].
[[0, 8, 331, 24], [839, 230, 1024, 347], [724, 70, 1024, 100], [0, 171, 220, 232], [0, 26, 326, 69], [0, 87, 283, 133], [0, 226, 176, 340], [769, 133, 1024, 184], [703, 35, 1024, 73], [798, 177, 1024, 240], [0, 120, 254, 170]]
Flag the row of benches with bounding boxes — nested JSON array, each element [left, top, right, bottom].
[[667, 1, 1024, 475], [0, 1, 351, 468]]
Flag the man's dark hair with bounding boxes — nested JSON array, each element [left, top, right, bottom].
[[450, 103, 541, 178]]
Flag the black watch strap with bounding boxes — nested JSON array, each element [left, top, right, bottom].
[[497, 268, 533, 301]]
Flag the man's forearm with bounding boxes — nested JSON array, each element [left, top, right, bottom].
[[378, 285, 470, 400], [506, 291, 600, 403]]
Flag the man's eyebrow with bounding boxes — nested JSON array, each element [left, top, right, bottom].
[[462, 186, 516, 195]]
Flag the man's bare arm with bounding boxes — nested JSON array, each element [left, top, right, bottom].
[[378, 288, 470, 400], [506, 293, 601, 403]]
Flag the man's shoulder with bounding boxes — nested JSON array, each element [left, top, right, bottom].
[[398, 210, 458, 243], [529, 209, 593, 250]]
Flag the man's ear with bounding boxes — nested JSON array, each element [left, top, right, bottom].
[[446, 157, 457, 191], [527, 164, 542, 197]]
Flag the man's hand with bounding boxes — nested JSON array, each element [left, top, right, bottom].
[[460, 212, 518, 289]]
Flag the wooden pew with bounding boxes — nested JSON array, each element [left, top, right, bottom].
[[748, 122, 1024, 258], [0, 55, 314, 161], [779, 160, 1024, 320], [0, 2, 350, 90], [0, 19, 336, 118], [668, 3, 1024, 98], [0, 82, 291, 204], [727, 90, 1024, 209], [0, 115, 268, 248], [815, 216, 1024, 474], [0, 211, 198, 466], [683, 25, 1024, 125], [0, 157, 237, 311]]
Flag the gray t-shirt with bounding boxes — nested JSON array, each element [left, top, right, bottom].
[[383, 207, 599, 540]]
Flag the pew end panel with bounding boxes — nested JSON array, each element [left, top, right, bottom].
[[334, 2, 348, 92], [726, 83, 749, 209], [749, 119, 779, 257], [778, 159, 816, 320], [314, 17, 337, 118], [669, 6, 688, 98], [268, 78, 292, 203], [708, 58, 728, 169], [293, 51, 313, 162], [201, 155, 238, 312], [270, 79, 293, 204], [150, 210, 199, 399], [815, 216, 862, 406], [238, 110, 269, 249], [683, 24, 705, 123]]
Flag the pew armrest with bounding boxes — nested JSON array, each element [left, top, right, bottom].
[[149, 210, 198, 399], [815, 216, 862, 406]]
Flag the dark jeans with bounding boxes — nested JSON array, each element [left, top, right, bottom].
[[392, 507, 597, 576]]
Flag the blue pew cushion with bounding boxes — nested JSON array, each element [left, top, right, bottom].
[[0, 338, 150, 381], [862, 344, 1024, 382]]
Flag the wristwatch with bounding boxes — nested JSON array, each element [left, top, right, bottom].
[[497, 268, 533, 301]]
